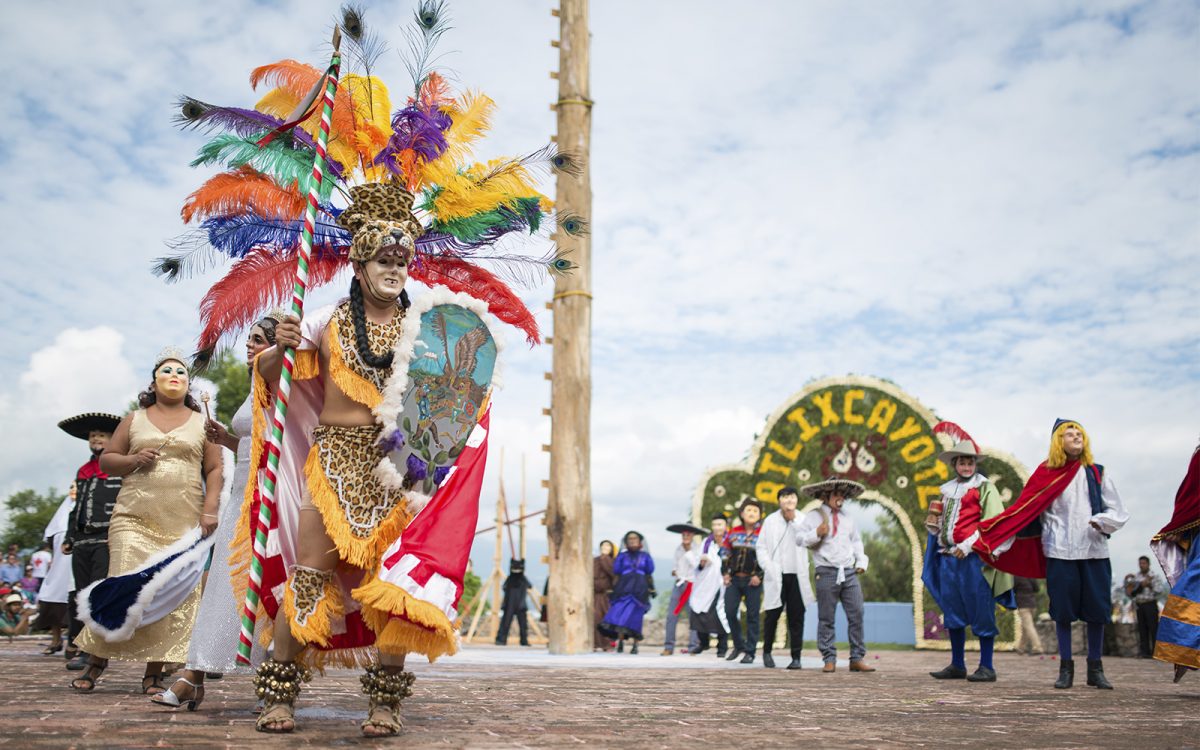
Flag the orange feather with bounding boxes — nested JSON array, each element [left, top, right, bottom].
[[251, 59, 378, 165], [181, 167, 308, 224]]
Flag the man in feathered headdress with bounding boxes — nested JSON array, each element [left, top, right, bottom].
[[172, 4, 576, 736], [921, 429, 1014, 683], [255, 180, 421, 735], [974, 419, 1128, 690]]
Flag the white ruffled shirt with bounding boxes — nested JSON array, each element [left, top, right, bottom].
[[1040, 466, 1128, 560]]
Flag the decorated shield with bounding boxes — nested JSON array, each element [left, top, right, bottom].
[[379, 303, 498, 497]]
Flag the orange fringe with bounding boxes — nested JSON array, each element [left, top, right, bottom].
[[303, 447, 412, 570], [353, 577, 458, 663], [327, 317, 383, 409], [282, 570, 345, 649], [253, 611, 376, 675], [228, 365, 273, 603]]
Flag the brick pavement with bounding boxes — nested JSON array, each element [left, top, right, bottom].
[[3, 638, 1196, 749]]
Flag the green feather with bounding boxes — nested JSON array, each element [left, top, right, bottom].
[[190, 135, 336, 201], [429, 197, 543, 242]]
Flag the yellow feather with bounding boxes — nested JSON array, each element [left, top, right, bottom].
[[435, 92, 494, 168], [427, 158, 548, 221], [343, 74, 392, 160], [255, 88, 359, 172]]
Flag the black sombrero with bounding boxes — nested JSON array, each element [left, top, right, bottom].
[[58, 412, 122, 441], [666, 522, 708, 535]]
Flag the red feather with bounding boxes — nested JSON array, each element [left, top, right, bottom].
[[932, 421, 979, 452], [195, 248, 347, 357], [410, 256, 541, 345]]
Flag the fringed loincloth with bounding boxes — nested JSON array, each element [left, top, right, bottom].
[[304, 424, 411, 571]]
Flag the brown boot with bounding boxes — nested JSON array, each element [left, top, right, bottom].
[[849, 660, 876, 672], [822, 661, 836, 673]]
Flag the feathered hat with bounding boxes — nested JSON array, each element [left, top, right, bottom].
[[161, 2, 582, 365], [933, 421, 982, 466]]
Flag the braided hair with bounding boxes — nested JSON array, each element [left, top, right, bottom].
[[348, 277, 410, 370]]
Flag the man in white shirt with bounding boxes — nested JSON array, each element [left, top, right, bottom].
[[662, 523, 704, 655], [688, 514, 731, 656], [796, 477, 874, 673], [756, 487, 814, 669]]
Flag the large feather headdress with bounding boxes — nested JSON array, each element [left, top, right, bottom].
[[162, 2, 581, 364]]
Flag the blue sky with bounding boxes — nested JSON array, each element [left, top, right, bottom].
[[0, 1, 1197, 589]]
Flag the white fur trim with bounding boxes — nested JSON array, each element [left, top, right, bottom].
[[376, 551, 460, 621], [76, 527, 214, 643], [405, 490, 432, 516], [373, 454, 408, 491]]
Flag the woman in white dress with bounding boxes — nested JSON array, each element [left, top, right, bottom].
[[152, 316, 279, 710]]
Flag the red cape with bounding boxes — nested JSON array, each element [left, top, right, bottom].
[[1154, 446, 1200, 540], [973, 460, 1085, 578]]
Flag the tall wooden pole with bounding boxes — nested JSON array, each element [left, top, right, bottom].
[[546, 0, 593, 654], [520, 454, 528, 560]]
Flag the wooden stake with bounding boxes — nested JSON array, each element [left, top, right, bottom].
[[546, 0, 593, 655]]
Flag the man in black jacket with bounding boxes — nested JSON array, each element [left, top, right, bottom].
[[57, 412, 122, 670], [723, 499, 765, 663], [495, 558, 533, 646]]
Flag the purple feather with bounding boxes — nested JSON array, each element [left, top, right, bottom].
[[433, 466, 451, 485], [378, 429, 406, 454], [175, 98, 345, 179], [374, 104, 450, 175], [405, 454, 428, 482]]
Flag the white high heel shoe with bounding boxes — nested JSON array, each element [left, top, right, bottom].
[[150, 677, 204, 711]]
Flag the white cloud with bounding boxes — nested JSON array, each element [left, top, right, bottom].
[[0, 327, 141, 506]]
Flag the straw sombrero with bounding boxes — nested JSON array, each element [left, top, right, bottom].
[[937, 439, 982, 467], [800, 476, 865, 499]]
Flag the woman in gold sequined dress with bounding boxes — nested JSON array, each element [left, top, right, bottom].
[[71, 349, 223, 695]]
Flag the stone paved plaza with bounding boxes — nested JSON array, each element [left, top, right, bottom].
[[3, 638, 1196, 748]]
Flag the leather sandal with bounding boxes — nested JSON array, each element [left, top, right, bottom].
[[253, 659, 310, 734], [70, 660, 108, 691], [257, 702, 296, 733], [151, 677, 205, 711], [361, 704, 403, 737], [360, 665, 414, 738], [141, 674, 166, 695]]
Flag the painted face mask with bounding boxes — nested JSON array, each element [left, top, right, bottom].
[[155, 359, 190, 400]]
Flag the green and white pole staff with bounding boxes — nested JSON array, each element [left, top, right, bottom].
[[236, 28, 343, 666]]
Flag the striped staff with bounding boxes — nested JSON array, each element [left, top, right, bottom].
[[235, 29, 343, 666]]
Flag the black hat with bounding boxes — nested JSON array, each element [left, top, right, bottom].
[[666, 522, 708, 535], [58, 413, 121, 441]]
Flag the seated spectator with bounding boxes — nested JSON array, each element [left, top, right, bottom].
[[19, 565, 39, 597], [1, 592, 32, 639]]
